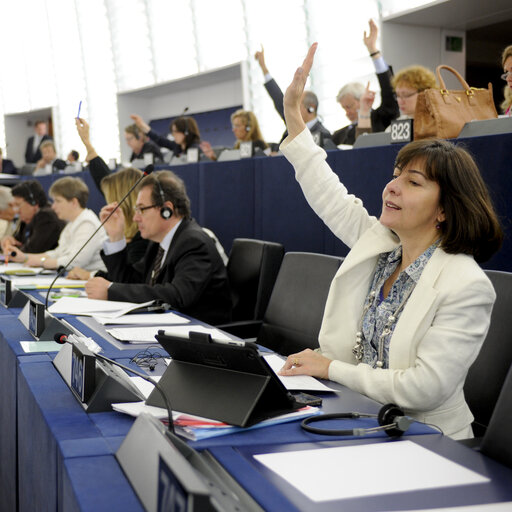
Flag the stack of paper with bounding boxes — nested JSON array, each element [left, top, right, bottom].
[[48, 297, 154, 318]]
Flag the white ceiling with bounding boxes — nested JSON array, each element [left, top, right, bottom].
[[383, 0, 512, 30]]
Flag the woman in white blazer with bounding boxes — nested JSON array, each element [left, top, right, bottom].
[[279, 44, 503, 439]]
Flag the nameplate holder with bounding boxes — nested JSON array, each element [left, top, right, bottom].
[[390, 118, 413, 143], [186, 147, 199, 163], [116, 414, 212, 512], [239, 141, 254, 158], [0, 276, 29, 308]]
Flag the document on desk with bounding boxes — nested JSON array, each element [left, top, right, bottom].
[[106, 324, 233, 343], [94, 311, 190, 326], [263, 354, 335, 392], [9, 276, 86, 289], [254, 440, 490, 502], [0, 263, 44, 275], [48, 297, 154, 318]]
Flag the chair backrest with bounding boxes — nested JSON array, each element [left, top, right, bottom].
[[480, 364, 512, 468], [227, 238, 284, 322], [257, 252, 343, 356], [464, 270, 512, 437]]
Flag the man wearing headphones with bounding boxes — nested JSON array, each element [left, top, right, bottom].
[[85, 170, 232, 325], [254, 46, 333, 148], [0, 180, 64, 254], [124, 124, 163, 163]]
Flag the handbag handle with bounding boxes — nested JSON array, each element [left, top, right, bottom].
[[435, 65, 472, 94]]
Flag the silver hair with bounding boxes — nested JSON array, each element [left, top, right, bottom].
[[336, 82, 365, 102], [0, 185, 13, 211]]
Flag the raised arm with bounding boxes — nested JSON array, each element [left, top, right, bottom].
[[283, 43, 317, 140]]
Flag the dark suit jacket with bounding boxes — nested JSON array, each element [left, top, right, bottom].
[[14, 207, 65, 253], [333, 69, 399, 146], [0, 158, 17, 174], [130, 141, 163, 163], [104, 218, 232, 324], [25, 134, 52, 163], [264, 78, 334, 147]]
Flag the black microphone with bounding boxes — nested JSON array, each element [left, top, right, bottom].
[[44, 164, 155, 309], [54, 332, 175, 433]]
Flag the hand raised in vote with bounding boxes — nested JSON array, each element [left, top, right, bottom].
[[75, 117, 90, 145], [363, 19, 379, 54], [283, 43, 318, 139], [130, 114, 150, 135], [254, 45, 269, 75], [279, 348, 332, 379], [85, 277, 111, 300]]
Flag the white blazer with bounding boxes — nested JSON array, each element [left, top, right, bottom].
[[281, 129, 495, 438]]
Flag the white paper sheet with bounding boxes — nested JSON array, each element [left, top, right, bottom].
[[156, 324, 233, 341], [106, 326, 169, 343], [48, 297, 154, 318], [385, 504, 512, 512], [254, 441, 490, 502], [0, 263, 44, 275], [263, 354, 336, 392], [10, 276, 87, 288], [95, 311, 190, 325]]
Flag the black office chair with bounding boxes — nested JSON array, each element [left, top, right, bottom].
[[480, 364, 512, 469], [256, 252, 344, 356], [463, 270, 512, 437], [216, 238, 284, 337]]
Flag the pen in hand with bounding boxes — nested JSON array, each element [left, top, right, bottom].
[[77, 100, 82, 119]]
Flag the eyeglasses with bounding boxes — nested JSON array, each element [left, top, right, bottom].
[[501, 71, 512, 81], [133, 204, 158, 215], [396, 91, 418, 100]]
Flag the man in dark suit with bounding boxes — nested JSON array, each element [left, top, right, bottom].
[[33, 140, 67, 175], [25, 120, 52, 163], [0, 148, 17, 174], [85, 170, 232, 325], [255, 47, 334, 148]]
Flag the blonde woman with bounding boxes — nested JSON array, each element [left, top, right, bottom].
[[200, 109, 268, 160]]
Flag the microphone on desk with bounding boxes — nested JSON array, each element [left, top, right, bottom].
[[44, 164, 155, 309], [54, 332, 175, 433]]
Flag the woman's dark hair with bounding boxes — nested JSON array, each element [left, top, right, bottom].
[[394, 139, 503, 262], [139, 170, 191, 219], [170, 116, 200, 149], [12, 180, 47, 207]]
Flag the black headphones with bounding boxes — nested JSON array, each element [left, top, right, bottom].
[[25, 183, 37, 206], [183, 118, 189, 136], [155, 176, 173, 220], [301, 403, 412, 438]]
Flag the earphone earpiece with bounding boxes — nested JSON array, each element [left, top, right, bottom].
[[245, 124, 251, 132], [378, 403, 411, 437], [307, 106, 315, 113], [155, 176, 173, 220], [26, 184, 37, 206], [160, 206, 172, 220]]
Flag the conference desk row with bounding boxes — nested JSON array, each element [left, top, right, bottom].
[[2, 292, 512, 511], [21, 130, 512, 273]]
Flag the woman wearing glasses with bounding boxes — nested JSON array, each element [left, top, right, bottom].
[[500, 45, 512, 116]]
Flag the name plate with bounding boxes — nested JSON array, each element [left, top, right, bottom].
[[28, 298, 45, 338], [0, 275, 11, 306], [186, 147, 199, 163], [158, 455, 189, 511], [390, 118, 413, 143], [239, 141, 254, 158], [70, 341, 96, 402]]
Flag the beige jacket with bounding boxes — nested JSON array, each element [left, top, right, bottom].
[[281, 129, 495, 438]]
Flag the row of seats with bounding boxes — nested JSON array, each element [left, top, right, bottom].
[[221, 238, 512, 467]]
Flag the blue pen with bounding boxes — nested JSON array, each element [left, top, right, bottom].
[[77, 100, 82, 119]]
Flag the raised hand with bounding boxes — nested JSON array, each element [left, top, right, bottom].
[[99, 202, 125, 241], [254, 45, 269, 75], [130, 114, 150, 134], [283, 43, 318, 139], [363, 19, 379, 54]]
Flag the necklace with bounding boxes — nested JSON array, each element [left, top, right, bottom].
[[352, 267, 416, 368]]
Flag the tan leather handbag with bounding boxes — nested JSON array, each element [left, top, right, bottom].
[[414, 65, 498, 140]]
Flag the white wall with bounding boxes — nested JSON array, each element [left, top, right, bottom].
[[382, 22, 466, 89]]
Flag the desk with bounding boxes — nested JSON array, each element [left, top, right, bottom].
[[2, 299, 512, 510], [20, 131, 512, 271]]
